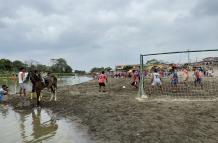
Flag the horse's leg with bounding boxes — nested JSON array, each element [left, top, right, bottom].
[[54, 88, 57, 101], [39, 93, 43, 101], [36, 91, 41, 107], [50, 87, 54, 101]]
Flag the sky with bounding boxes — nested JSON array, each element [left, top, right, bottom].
[[0, 0, 218, 71]]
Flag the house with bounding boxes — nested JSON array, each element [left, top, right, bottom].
[[202, 57, 218, 66], [115, 64, 140, 71]]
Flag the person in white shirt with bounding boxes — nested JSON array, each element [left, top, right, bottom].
[[151, 68, 162, 86], [149, 68, 162, 94], [18, 67, 28, 96]]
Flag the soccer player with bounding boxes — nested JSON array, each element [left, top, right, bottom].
[[98, 71, 108, 92]]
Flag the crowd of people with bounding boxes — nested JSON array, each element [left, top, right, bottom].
[[95, 65, 215, 93], [0, 65, 216, 102]]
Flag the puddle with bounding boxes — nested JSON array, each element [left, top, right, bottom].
[[0, 105, 93, 143]]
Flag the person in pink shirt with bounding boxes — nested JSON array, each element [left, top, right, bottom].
[[182, 66, 189, 87], [194, 67, 203, 89], [98, 71, 108, 92]]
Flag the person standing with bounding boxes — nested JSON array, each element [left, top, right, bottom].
[[98, 71, 108, 92], [182, 66, 189, 88], [149, 68, 162, 94], [194, 67, 203, 89], [18, 67, 27, 96], [170, 66, 178, 92], [131, 70, 139, 88]]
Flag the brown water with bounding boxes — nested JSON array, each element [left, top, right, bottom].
[[0, 76, 92, 94], [0, 105, 93, 143]]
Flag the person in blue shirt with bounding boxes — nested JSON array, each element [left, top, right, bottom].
[[170, 66, 178, 92], [0, 85, 8, 102]]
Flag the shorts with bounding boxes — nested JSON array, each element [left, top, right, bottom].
[[19, 83, 26, 90], [99, 82, 105, 87], [0, 95, 2, 101], [171, 80, 178, 85], [131, 81, 137, 86], [152, 81, 162, 86], [195, 78, 202, 84]]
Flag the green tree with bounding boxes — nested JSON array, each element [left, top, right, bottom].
[[146, 59, 160, 65], [12, 60, 25, 71], [50, 58, 72, 73], [36, 64, 49, 72], [75, 70, 86, 75], [0, 59, 13, 72], [122, 65, 133, 71], [90, 67, 105, 73], [105, 67, 112, 72]]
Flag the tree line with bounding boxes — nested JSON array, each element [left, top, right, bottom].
[[0, 58, 72, 73]]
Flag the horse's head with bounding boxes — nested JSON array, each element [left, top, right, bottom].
[[30, 72, 46, 91]]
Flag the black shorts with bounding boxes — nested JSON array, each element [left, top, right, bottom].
[[99, 83, 105, 87], [131, 81, 137, 86]]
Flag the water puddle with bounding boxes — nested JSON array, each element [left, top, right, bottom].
[[0, 76, 92, 94], [0, 104, 93, 143]]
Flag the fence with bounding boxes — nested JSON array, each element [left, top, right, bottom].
[[139, 49, 218, 98]]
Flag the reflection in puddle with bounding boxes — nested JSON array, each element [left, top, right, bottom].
[[0, 105, 92, 143]]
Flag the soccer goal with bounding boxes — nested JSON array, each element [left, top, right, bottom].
[[139, 49, 218, 99]]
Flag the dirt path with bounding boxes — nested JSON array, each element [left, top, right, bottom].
[[8, 78, 218, 143]]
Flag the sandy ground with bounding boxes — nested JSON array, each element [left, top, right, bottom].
[[7, 78, 218, 143]]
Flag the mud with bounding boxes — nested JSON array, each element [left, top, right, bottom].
[[7, 78, 218, 143]]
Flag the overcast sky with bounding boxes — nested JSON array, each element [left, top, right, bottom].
[[0, 0, 218, 71]]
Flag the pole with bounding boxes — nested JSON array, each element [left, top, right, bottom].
[[188, 49, 190, 64], [139, 55, 147, 98], [142, 49, 218, 57]]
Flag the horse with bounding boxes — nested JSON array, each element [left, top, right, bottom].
[[30, 71, 57, 106]]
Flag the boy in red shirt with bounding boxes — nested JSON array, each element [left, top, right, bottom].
[[98, 71, 108, 92], [131, 70, 139, 88], [194, 67, 203, 89]]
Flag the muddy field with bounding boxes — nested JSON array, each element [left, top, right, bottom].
[[8, 78, 218, 143]]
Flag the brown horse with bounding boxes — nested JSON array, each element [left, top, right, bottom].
[[30, 71, 57, 106]]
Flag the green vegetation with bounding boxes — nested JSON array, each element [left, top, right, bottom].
[[122, 65, 133, 71], [0, 58, 73, 75], [74, 70, 86, 75], [146, 59, 161, 65], [90, 67, 112, 73]]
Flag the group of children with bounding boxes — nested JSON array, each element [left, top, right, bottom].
[[149, 66, 204, 93]]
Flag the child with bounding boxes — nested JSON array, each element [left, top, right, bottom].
[[150, 68, 162, 94], [194, 67, 203, 89], [98, 71, 108, 92], [131, 70, 139, 88], [182, 66, 189, 87], [170, 66, 178, 92], [0, 85, 8, 102], [151, 68, 162, 87]]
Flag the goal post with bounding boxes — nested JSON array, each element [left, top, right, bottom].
[[139, 54, 146, 98], [138, 49, 218, 98]]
